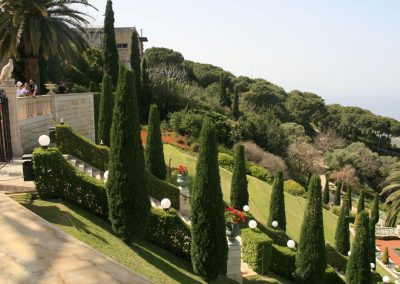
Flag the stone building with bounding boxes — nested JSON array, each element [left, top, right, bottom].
[[84, 27, 148, 67]]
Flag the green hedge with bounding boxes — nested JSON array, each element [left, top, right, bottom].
[[145, 208, 191, 259], [284, 179, 306, 197], [147, 173, 180, 210], [33, 148, 109, 219], [269, 244, 296, 280], [325, 244, 347, 273], [56, 125, 110, 171], [218, 153, 235, 171], [331, 206, 356, 223], [325, 266, 345, 284], [241, 228, 273, 275]]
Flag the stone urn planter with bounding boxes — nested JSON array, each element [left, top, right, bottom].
[[45, 83, 57, 95], [226, 223, 241, 241], [225, 207, 246, 242], [176, 164, 188, 188]]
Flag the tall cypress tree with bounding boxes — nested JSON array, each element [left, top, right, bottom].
[[230, 144, 248, 210], [107, 66, 150, 241], [335, 194, 350, 255], [190, 119, 228, 281], [345, 211, 372, 284], [145, 104, 166, 180], [295, 175, 326, 284], [141, 57, 151, 122], [130, 31, 144, 122], [267, 171, 286, 231], [357, 189, 365, 213], [347, 185, 352, 211], [232, 89, 239, 120], [323, 175, 330, 205], [369, 217, 376, 270], [334, 183, 341, 206], [219, 74, 230, 107], [103, 0, 119, 87], [98, 73, 113, 146], [370, 193, 379, 224]]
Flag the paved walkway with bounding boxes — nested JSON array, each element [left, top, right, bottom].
[[0, 193, 151, 284]]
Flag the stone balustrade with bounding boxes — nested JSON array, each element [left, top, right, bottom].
[[376, 226, 400, 238], [18, 95, 55, 120]]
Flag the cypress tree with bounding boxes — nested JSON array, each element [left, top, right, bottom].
[[103, 0, 119, 87], [230, 144, 248, 210], [190, 119, 228, 281], [347, 185, 352, 211], [334, 183, 341, 206], [98, 73, 114, 146], [145, 104, 166, 180], [141, 57, 151, 122], [335, 194, 350, 255], [232, 89, 239, 120], [382, 246, 389, 264], [370, 193, 379, 224], [295, 175, 326, 284], [130, 31, 144, 122], [345, 211, 372, 284], [369, 217, 376, 270], [107, 66, 150, 241], [267, 171, 286, 231], [219, 74, 230, 107], [323, 176, 330, 205], [357, 189, 365, 213]]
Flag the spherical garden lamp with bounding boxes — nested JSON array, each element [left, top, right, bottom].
[[272, 221, 279, 228], [287, 240, 296, 249], [104, 170, 109, 181], [383, 276, 391, 283], [370, 263, 375, 269], [161, 198, 171, 210], [347, 251, 351, 256], [38, 135, 50, 149], [248, 220, 257, 230], [243, 205, 250, 212]]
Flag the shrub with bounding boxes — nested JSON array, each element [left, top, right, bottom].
[[241, 228, 273, 275], [56, 124, 110, 171], [218, 153, 235, 171], [325, 244, 347, 273], [33, 148, 109, 219], [269, 244, 296, 280], [247, 164, 273, 184], [145, 208, 191, 260], [382, 246, 389, 264], [325, 266, 345, 284], [284, 179, 306, 196]]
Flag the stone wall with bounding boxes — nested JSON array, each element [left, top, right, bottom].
[[54, 93, 95, 142], [19, 114, 55, 152]]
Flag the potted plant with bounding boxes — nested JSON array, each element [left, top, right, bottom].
[[225, 207, 246, 241], [176, 164, 188, 187]]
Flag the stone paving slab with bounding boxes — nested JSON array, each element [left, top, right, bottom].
[[0, 193, 152, 284]]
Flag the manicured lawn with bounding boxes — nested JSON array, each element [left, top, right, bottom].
[[11, 194, 233, 284]]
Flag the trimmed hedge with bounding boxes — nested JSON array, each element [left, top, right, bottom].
[[145, 208, 191, 259], [33, 148, 109, 219], [147, 173, 180, 210], [241, 228, 273, 275], [218, 153, 235, 171], [269, 244, 296, 280], [326, 244, 347, 273], [325, 266, 345, 284], [284, 179, 306, 197], [56, 125, 110, 171]]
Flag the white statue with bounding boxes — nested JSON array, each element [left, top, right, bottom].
[[0, 59, 14, 84]]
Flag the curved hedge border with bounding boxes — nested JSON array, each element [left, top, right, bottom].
[[56, 125, 110, 171]]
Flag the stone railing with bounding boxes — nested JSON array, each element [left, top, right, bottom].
[[376, 226, 399, 238], [17, 95, 55, 120]]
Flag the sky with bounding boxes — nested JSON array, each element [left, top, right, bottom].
[[80, 0, 400, 120]]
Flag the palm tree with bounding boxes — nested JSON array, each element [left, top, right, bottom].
[[0, 0, 96, 85], [382, 162, 400, 226]]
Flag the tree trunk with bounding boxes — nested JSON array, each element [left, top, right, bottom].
[[25, 57, 40, 86]]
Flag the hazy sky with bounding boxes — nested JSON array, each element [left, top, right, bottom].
[[81, 0, 400, 120]]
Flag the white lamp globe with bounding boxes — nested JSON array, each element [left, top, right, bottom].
[[370, 263, 375, 269], [383, 276, 391, 283], [38, 135, 50, 147], [104, 170, 109, 181], [272, 221, 279, 228], [243, 205, 250, 212], [347, 251, 351, 256], [161, 198, 171, 210], [287, 240, 296, 249], [248, 220, 257, 229]]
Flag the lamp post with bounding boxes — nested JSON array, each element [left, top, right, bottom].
[[104, 170, 109, 181], [383, 276, 391, 283], [287, 240, 296, 249], [272, 221, 279, 228], [161, 198, 171, 211], [370, 263, 375, 270], [248, 220, 257, 230], [38, 135, 50, 149], [243, 205, 250, 212]]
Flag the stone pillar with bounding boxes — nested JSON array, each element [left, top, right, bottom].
[[1, 80, 23, 158], [226, 237, 243, 284], [179, 186, 190, 216]]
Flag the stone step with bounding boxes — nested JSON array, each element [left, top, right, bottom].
[[84, 166, 93, 176], [93, 170, 102, 180], [68, 159, 77, 167], [76, 163, 85, 173]]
